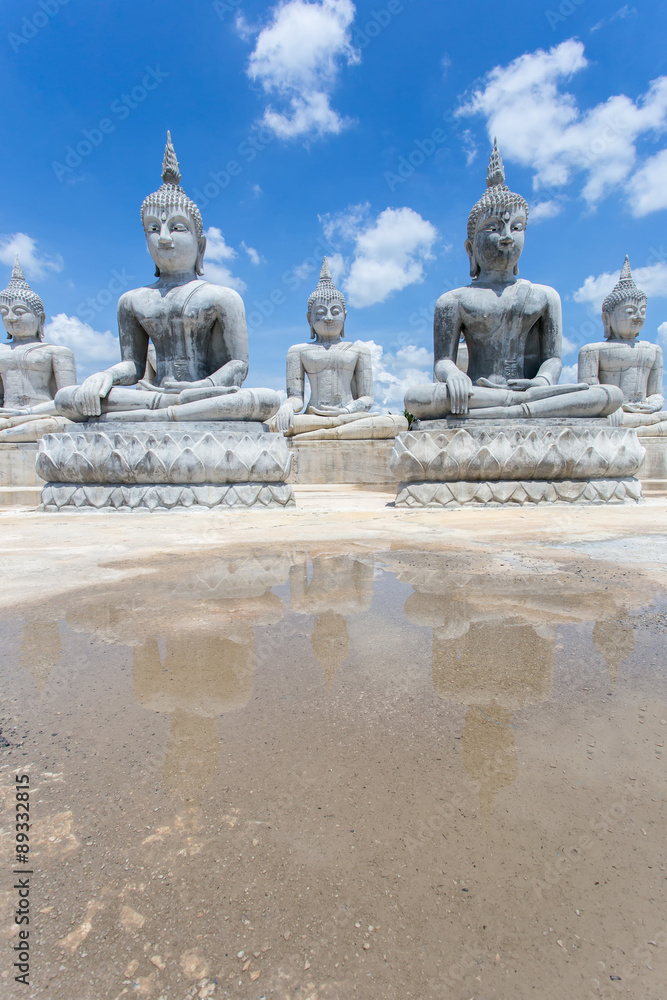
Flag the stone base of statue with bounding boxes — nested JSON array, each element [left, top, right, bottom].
[[37, 422, 295, 511], [287, 438, 398, 485], [0, 442, 45, 506], [635, 425, 667, 495], [391, 418, 645, 507]]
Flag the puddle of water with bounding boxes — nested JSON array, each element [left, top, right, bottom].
[[1, 545, 666, 1000]]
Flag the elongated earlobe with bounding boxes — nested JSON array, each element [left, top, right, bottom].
[[465, 239, 479, 279], [196, 236, 207, 277]]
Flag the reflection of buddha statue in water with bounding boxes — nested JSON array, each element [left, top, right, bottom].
[[0, 257, 77, 441], [404, 583, 554, 817], [289, 553, 374, 688], [270, 260, 407, 440], [64, 553, 289, 800], [20, 618, 62, 697], [592, 615, 636, 685], [578, 257, 666, 431], [404, 141, 622, 421], [54, 133, 280, 425]]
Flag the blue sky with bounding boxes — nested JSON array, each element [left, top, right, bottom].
[[2, 0, 667, 407]]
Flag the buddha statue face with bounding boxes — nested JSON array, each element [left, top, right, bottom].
[[465, 207, 526, 279], [0, 300, 44, 342], [308, 297, 346, 341], [603, 298, 646, 341], [144, 207, 206, 278]]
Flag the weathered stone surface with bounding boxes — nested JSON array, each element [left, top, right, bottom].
[[578, 255, 666, 431], [41, 482, 295, 511], [402, 141, 622, 422], [287, 438, 398, 484], [37, 422, 293, 485], [395, 478, 643, 508], [0, 256, 78, 442], [270, 259, 403, 440], [390, 419, 645, 483]]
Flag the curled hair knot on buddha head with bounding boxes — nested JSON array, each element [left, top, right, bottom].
[[307, 258, 347, 339], [0, 255, 45, 339], [140, 132, 206, 276], [465, 139, 529, 279]]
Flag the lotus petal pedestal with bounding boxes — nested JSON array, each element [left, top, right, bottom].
[[37, 421, 295, 511], [391, 418, 645, 508]]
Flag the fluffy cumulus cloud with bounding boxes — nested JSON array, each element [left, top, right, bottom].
[[202, 227, 247, 292], [243, 0, 359, 139], [529, 200, 564, 224], [574, 261, 667, 312], [45, 314, 119, 379], [626, 149, 667, 217], [457, 39, 667, 209], [367, 341, 433, 412], [0, 233, 63, 280], [323, 205, 438, 308]]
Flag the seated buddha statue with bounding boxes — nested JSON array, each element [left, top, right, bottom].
[[0, 256, 77, 442], [404, 141, 623, 421], [270, 260, 406, 439], [54, 133, 279, 424], [578, 256, 665, 431]]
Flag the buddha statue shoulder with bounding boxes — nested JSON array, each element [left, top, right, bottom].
[[0, 256, 77, 442], [270, 259, 406, 440], [578, 256, 665, 431], [404, 140, 623, 421], [54, 133, 280, 425]]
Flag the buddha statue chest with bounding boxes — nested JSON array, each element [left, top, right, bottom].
[[0, 344, 55, 405], [134, 283, 219, 385], [598, 341, 658, 402], [457, 283, 546, 384]]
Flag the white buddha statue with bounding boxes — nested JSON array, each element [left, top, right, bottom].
[[270, 260, 406, 439], [404, 141, 623, 421], [578, 256, 666, 431], [54, 133, 280, 425], [0, 256, 77, 441]]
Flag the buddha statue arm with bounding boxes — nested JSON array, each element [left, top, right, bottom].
[[271, 347, 306, 432], [433, 295, 473, 414], [643, 350, 664, 412], [577, 344, 601, 386], [347, 344, 373, 413]]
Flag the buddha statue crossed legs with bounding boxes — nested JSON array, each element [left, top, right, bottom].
[[404, 141, 622, 421], [55, 133, 279, 425]]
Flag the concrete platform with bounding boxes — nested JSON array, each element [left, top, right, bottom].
[[287, 437, 397, 485]]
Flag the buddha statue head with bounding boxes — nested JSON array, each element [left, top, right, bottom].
[[601, 256, 647, 341], [141, 131, 206, 278], [307, 258, 347, 341], [0, 256, 45, 341], [465, 139, 529, 280]]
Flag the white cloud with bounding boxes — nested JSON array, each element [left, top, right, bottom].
[[560, 363, 578, 384], [529, 200, 564, 223], [202, 227, 247, 292], [574, 261, 667, 311], [323, 205, 438, 308], [591, 5, 637, 32], [658, 322, 667, 347], [0, 233, 64, 281], [243, 0, 359, 139], [367, 340, 433, 412], [627, 149, 667, 217], [241, 241, 261, 266], [45, 314, 119, 378], [457, 39, 667, 208]]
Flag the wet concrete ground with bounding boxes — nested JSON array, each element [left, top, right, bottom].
[[1, 494, 666, 999]]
